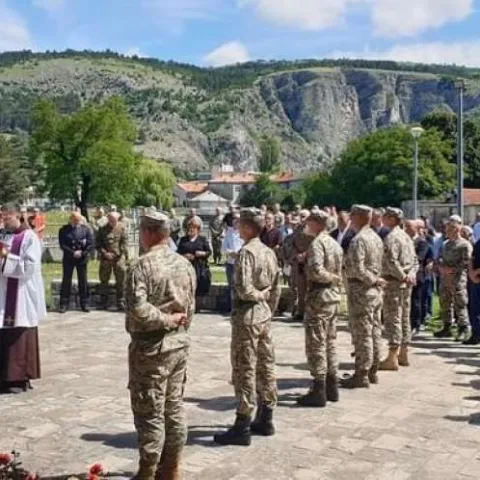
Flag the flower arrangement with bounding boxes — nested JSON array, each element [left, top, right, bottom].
[[0, 453, 107, 480]]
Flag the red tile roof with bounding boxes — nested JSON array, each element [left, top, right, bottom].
[[209, 171, 301, 184], [177, 182, 208, 194], [464, 189, 480, 206]]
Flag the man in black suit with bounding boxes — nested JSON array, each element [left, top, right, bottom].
[[405, 219, 433, 334], [372, 208, 390, 240], [58, 212, 94, 313], [330, 210, 356, 253]]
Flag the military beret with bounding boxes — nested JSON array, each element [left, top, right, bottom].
[[307, 210, 329, 223], [141, 211, 170, 229], [449, 214, 463, 225], [384, 207, 404, 221], [351, 204, 373, 215]]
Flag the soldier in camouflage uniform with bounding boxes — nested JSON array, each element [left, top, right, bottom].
[[96, 212, 129, 310], [297, 211, 343, 408], [341, 205, 385, 389], [379, 208, 418, 371], [126, 211, 196, 480], [209, 207, 224, 265], [289, 209, 314, 320], [214, 208, 281, 447], [435, 215, 473, 340]]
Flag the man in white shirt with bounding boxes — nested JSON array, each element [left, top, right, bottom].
[[222, 212, 243, 313], [472, 213, 480, 244], [0, 203, 46, 394]]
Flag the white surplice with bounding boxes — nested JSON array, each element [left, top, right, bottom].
[[0, 229, 47, 329]]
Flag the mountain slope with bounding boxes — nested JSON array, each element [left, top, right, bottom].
[[1, 51, 479, 172]]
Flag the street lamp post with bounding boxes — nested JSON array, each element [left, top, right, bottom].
[[411, 126, 425, 219], [455, 79, 466, 219]]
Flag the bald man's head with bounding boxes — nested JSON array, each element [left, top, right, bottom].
[[70, 211, 83, 226]]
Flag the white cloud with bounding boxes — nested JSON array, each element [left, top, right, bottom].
[[142, 0, 220, 20], [125, 47, 148, 58], [0, 2, 33, 51], [239, 0, 349, 30], [369, 0, 474, 37], [239, 0, 474, 37], [32, 0, 65, 13], [329, 41, 480, 68], [203, 41, 251, 67]]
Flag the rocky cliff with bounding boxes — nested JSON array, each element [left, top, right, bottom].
[[0, 55, 479, 172]]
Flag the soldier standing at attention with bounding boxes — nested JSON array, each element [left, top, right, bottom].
[[97, 212, 129, 311], [297, 211, 343, 408], [379, 208, 418, 371], [209, 207, 224, 265], [126, 211, 196, 480], [341, 205, 385, 389], [214, 208, 281, 447], [289, 209, 314, 321], [434, 215, 473, 340]]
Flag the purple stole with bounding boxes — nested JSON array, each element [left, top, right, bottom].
[[4, 229, 26, 328]]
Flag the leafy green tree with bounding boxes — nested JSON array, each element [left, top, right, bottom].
[[0, 135, 30, 204], [258, 135, 281, 173], [239, 174, 284, 207], [134, 159, 176, 209], [30, 97, 139, 219], [304, 126, 455, 209], [421, 110, 457, 143]]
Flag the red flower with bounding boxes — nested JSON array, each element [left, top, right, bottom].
[[25, 472, 40, 480], [89, 463, 105, 475], [0, 453, 14, 465], [87, 474, 99, 480]]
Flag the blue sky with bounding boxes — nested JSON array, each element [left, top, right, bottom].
[[1, 0, 480, 67]]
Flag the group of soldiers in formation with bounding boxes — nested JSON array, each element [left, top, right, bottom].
[[124, 201, 479, 480]]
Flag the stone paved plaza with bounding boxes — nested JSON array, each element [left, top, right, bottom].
[[2, 311, 480, 479]]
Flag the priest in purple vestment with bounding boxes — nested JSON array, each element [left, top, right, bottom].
[[0, 203, 46, 395]]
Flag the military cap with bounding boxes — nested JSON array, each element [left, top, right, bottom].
[[350, 204, 373, 215], [384, 207, 404, 221], [307, 209, 329, 223], [141, 211, 170, 229], [448, 214, 463, 225]]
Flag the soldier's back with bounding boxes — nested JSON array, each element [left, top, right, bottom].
[[347, 226, 383, 278], [242, 238, 278, 287], [310, 233, 343, 276]]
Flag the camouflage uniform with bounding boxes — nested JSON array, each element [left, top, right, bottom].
[[382, 225, 418, 347], [438, 238, 472, 329], [305, 232, 343, 379], [96, 222, 129, 308], [230, 237, 281, 417], [170, 216, 182, 244], [209, 214, 224, 264], [126, 243, 196, 478], [344, 225, 384, 378], [289, 227, 314, 318]]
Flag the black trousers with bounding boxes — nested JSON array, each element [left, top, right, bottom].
[[410, 282, 425, 330], [60, 259, 89, 306]]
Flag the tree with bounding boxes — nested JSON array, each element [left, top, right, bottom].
[[30, 97, 139, 219], [303, 126, 455, 209], [0, 135, 30, 204], [258, 135, 281, 173], [239, 174, 284, 207], [134, 159, 176, 209]]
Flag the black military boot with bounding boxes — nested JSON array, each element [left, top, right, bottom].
[[455, 325, 469, 342], [434, 325, 453, 338], [326, 374, 339, 402], [368, 364, 379, 384], [58, 303, 67, 314], [297, 378, 327, 407], [213, 414, 252, 446], [250, 404, 275, 436]]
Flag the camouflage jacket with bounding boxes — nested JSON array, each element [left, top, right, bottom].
[[96, 223, 129, 260], [382, 226, 418, 284], [439, 237, 472, 282], [209, 215, 224, 239], [307, 232, 343, 303], [125, 244, 196, 352], [289, 226, 314, 264], [345, 225, 383, 287], [233, 237, 281, 324]]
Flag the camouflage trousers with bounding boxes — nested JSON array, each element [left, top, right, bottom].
[[99, 258, 126, 305], [230, 320, 277, 417], [292, 265, 307, 316], [304, 296, 339, 379], [348, 284, 383, 372], [129, 346, 188, 473], [439, 277, 469, 327], [383, 283, 412, 347]]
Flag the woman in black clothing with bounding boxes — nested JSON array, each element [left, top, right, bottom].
[[177, 217, 212, 298]]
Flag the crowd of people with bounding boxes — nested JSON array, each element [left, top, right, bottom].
[[2, 199, 480, 480]]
